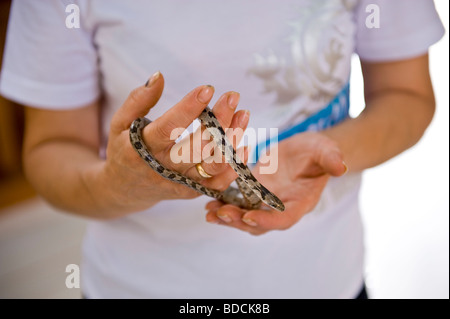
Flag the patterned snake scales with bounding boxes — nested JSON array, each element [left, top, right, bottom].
[[129, 106, 285, 212]]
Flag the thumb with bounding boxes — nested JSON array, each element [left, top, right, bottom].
[[319, 146, 348, 177], [110, 71, 164, 134]]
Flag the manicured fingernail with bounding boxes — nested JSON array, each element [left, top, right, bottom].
[[217, 213, 232, 223], [198, 85, 214, 103], [239, 110, 250, 127], [227, 92, 240, 109], [242, 218, 257, 227], [343, 161, 348, 174], [145, 71, 160, 87]]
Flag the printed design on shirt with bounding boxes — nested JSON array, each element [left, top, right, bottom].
[[248, 0, 358, 118]]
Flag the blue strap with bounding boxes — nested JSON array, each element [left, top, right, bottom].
[[253, 82, 350, 163]]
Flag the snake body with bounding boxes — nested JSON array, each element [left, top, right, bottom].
[[129, 106, 285, 212]]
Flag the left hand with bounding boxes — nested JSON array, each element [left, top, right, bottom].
[[205, 131, 348, 235]]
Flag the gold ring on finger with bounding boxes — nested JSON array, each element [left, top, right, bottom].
[[195, 163, 213, 179]]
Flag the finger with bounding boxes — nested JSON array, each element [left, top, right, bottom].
[[225, 109, 250, 147], [205, 201, 225, 224], [191, 146, 248, 191], [211, 205, 267, 235], [182, 158, 237, 190], [206, 204, 247, 227], [200, 140, 248, 177], [197, 110, 250, 176], [182, 92, 242, 173], [216, 204, 246, 223], [237, 145, 249, 164], [205, 210, 266, 235], [205, 200, 224, 211], [241, 201, 300, 230], [146, 85, 215, 148], [110, 71, 164, 134], [318, 143, 347, 176], [208, 109, 250, 154], [205, 211, 221, 224], [197, 111, 249, 177], [205, 146, 248, 192], [159, 94, 248, 181], [211, 91, 240, 128]]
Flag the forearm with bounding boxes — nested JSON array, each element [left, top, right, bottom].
[[23, 140, 158, 219], [323, 89, 435, 172]]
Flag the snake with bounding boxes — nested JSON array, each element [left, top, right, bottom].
[[129, 106, 285, 212]]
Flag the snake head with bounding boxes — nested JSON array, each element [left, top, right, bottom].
[[264, 196, 285, 212]]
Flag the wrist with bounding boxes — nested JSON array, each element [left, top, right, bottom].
[[82, 161, 159, 218], [80, 161, 122, 218]]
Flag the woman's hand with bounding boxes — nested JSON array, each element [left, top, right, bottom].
[[205, 132, 347, 235], [23, 72, 248, 218], [98, 72, 249, 213]]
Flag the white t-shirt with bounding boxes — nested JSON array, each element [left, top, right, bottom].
[[0, 0, 444, 298]]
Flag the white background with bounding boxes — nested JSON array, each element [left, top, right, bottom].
[[351, 0, 449, 299]]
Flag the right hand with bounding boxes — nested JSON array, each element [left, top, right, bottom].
[[100, 72, 249, 213]]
